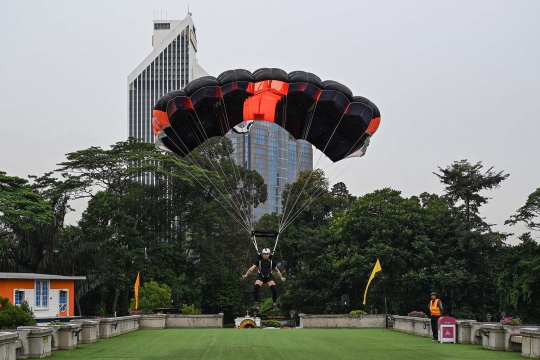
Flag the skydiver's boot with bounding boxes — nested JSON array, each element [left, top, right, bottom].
[[272, 302, 280, 311], [251, 302, 259, 310]]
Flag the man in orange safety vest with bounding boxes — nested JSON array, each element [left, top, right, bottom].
[[429, 292, 443, 341]]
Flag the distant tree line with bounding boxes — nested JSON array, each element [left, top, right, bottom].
[[1, 138, 539, 323]]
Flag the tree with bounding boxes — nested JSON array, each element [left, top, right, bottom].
[[434, 160, 509, 227], [129, 281, 171, 313], [506, 188, 540, 232], [433, 160, 509, 266], [0, 171, 54, 272], [494, 232, 540, 323]]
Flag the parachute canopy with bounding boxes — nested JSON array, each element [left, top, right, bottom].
[[153, 68, 381, 162]]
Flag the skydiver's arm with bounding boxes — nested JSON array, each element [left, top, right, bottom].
[[242, 265, 257, 279], [273, 267, 286, 282]]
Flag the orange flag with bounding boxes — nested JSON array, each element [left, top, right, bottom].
[[134, 272, 140, 310]]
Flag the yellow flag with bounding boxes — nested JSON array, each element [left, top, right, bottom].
[[134, 272, 140, 310], [363, 259, 382, 305]]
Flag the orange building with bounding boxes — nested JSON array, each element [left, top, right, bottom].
[[0, 273, 86, 318]]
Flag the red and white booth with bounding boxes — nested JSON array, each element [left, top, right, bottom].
[[438, 316, 457, 343]]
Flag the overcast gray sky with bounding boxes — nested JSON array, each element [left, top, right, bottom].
[[1, 0, 538, 243]]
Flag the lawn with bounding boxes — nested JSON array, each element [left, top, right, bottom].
[[51, 328, 523, 360]]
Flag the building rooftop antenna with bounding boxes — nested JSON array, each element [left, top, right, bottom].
[[188, 5, 192, 16]]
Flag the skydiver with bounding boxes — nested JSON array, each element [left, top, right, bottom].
[[242, 247, 286, 311]]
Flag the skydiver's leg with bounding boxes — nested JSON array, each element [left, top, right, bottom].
[[252, 279, 263, 309], [268, 279, 280, 311]]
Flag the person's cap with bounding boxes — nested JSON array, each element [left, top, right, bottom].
[[430, 292, 437, 296], [262, 248, 271, 254]]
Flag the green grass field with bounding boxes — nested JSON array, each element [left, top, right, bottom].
[[51, 328, 523, 359]]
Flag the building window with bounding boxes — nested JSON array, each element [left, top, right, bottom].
[[14, 290, 25, 306], [254, 157, 265, 165], [59, 291, 67, 312], [35, 280, 49, 308], [154, 23, 170, 30]]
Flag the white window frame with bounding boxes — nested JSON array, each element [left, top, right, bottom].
[[59, 290, 68, 313], [35, 280, 49, 309], [14, 290, 25, 306]]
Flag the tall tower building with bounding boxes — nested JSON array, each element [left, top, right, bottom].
[[227, 122, 313, 220], [128, 15, 208, 145]]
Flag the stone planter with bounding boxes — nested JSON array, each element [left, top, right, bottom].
[[98, 316, 140, 338], [455, 320, 477, 344], [520, 327, 540, 358], [478, 323, 530, 352], [69, 319, 100, 344], [16, 327, 53, 359], [44, 324, 81, 350], [480, 323, 506, 351], [469, 322, 490, 344], [0, 332, 18, 360], [140, 315, 166, 329], [165, 314, 223, 328], [298, 314, 385, 329], [392, 315, 431, 337]]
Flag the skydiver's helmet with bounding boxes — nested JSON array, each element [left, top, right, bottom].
[[262, 248, 271, 256]]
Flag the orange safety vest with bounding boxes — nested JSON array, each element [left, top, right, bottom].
[[430, 299, 441, 316]]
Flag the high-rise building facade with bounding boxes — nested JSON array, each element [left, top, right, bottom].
[[128, 15, 208, 146], [227, 122, 313, 220]]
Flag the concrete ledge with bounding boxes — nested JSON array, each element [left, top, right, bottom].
[[0, 332, 18, 360], [298, 314, 386, 329], [140, 315, 166, 329], [392, 315, 432, 337], [69, 320, 100, 344], [165, 314, 223, 328], [16, 327, 53, 358], [521, 327, 540, 358], [98, 316, 140, 338]]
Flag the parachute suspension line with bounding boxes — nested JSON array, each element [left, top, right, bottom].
[[278, 101, 318, 233], [251, 232, 260, 254], [167, 125, 250, 230], [165, 155, 250, 232], [280, 111, 346, 231], [272, 233, 280, 254], [280, 144, 363, 232], [242, 244, 251, 277], [277, 241, 287, 276], [187, 110, 248, 219], [187, 110, 252, 229], [217, 98, 254, 232]]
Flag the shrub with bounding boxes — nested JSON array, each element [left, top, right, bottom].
[[129, 281, 171, 313], [349, 310, 367, 315], [408, 311, 428, 318], [0, 296, 36, 329], [262, 320, 282, 328], [223, 323, 236, 328], [181, 304, 199, 315], [48, 320, 62, 325], [20, 300, 34, 318]]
